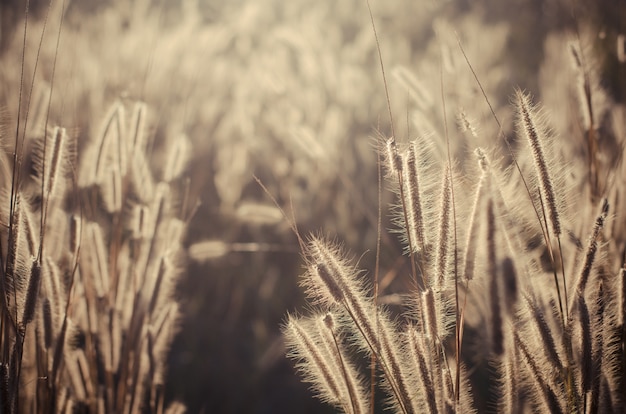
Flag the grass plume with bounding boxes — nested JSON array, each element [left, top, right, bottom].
[[284, 6, 626, 413]]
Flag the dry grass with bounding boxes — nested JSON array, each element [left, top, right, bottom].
[[0, 95, 190, 412], [1, 0, 624, 412], [0, 5, 192, 408], [284, 7, 626, 414]]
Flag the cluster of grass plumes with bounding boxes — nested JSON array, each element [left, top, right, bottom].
[[0, 0, 461, 256], [284, 16, 626, 412], [0, 94, 189, 412]]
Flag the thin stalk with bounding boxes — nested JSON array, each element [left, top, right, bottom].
[[439, 45, 460, 405]]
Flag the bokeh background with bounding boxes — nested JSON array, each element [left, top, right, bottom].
[[0, 0, 624, 412]]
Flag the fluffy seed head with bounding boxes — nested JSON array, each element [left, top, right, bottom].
[[302, 237, 358, 307], [385, 137, 402, 175], [402, 145, 426, 252], [515, 89, 561, 237]]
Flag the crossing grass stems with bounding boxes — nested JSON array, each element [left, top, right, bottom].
[[0, 3, 191, 413], [283, 3, 626, 413]]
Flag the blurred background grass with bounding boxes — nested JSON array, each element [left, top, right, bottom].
[[0, 0, 624, 412]]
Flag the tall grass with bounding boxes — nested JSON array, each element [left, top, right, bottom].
[[2, 0, 623, 412], [284, 8, 626, 414], [0, 96, 190, 413], [0, 3, 191, 410]]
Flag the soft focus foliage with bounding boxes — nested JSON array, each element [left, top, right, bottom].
[[0, 0, 623, 412]]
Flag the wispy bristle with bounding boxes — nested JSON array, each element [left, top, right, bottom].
[[305, 237, 414, 413], [514, 331, 563, 413], [313, 262, 344, 304], [421, 289, 438, 341], [385, 137, 402, 176], [435, 165, 452, 290], [571, 199, 609, 308], [303, 238, 357, 308], [317, 313, 369, 414], [522, 294, 563, 371], [500, 345, 519, 412], [284, 316, 344, 408], [590, 281, 605, 413], [457, 109, 478, 138], [402, 144, 426, 252], [407, 327, 436, 414], [515, 89, 561, 237]]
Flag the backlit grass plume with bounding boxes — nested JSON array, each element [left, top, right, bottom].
[[0, 97, 190, 413], [283, 12, 626, 413]]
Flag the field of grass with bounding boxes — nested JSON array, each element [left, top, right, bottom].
[[0, 0, 624, 412]]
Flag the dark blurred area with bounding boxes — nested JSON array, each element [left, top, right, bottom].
[[0, 0, 624, 412]]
